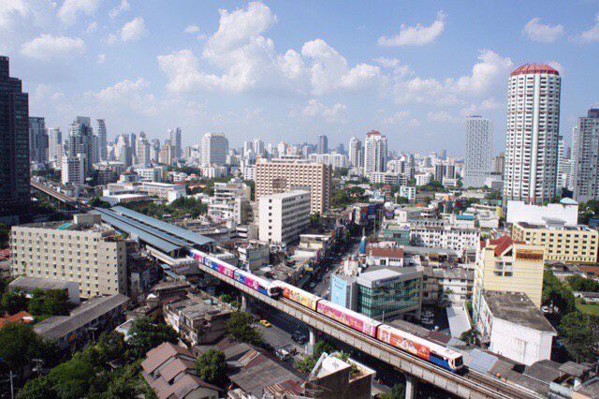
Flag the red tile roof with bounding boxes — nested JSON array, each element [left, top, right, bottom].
[[511, 64, 559, 76], [367, 247, 405, 259], [488, 235, 514, 257], [0, 311, 34, 328]]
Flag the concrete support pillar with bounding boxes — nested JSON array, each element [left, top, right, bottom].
[[405, 374, 417, 399], [306, 327, 317, 355], [240, 293, 248, 311]]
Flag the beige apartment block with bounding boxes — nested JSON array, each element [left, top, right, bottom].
[[10, 214, 127, 299], [255, 158, 332, 215], [512, 221, 599, 264], [473, 236, 544, 313]]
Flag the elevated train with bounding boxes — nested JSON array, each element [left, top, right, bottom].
[[189, 249, 463, 372]]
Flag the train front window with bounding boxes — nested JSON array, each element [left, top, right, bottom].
[[454, 357, 463, 367]]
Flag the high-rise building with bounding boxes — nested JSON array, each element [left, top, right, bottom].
[[253, 138, 265, 157], [493, 153, 505, 175], [363, 130, 388, 176], [29, 117, 48, 164], [96, 119, 108, 161], [503, 64, 561, 204], [573, 109, 599, 202], [201, 133, 228, 165], [61, 156, 84, 186], [151, 139, 161, 162], [169, 127, 182, 160], [67, 116, 94, 178], [159, 142, 175, 165], [255, 158, 332, 214], [318, 134, 328, 154], [349, 137, 363, 169], [0, 56, 30, 221], [137, 135, 151, 167], [258, 190, 311, 245], [48, 128, 63, 163], [129, 132, 137, 158], [463, 115, 492, 188]]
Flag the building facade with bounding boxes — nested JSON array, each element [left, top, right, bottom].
[[29, 116, 48, 164], [258, 190, 311, 245], [464, 115, 492, 188], [349, 137, 363, 169], [201, 132, 228, 166], [503, 64, 561, 205], [255, 158, 332, 214], [573, 109, 599, 202], [10, 214, 128, 298], [61, 156, 85, 186], [0, 56, 30, 222], [363, 130, 388, 176]]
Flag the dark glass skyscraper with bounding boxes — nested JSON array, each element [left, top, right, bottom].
[[0, 56, 30, 222]]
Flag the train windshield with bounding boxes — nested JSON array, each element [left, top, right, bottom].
[[453, 357, 463, 368]]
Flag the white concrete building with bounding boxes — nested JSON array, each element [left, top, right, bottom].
[[61, 156, 84, 186], [208, 179, 251, 224], [136, 167, 163, 182], [573, 109, 599, 202], [363, 130, 387, 176], [464, 115, 492, 188], [506, 198, 578, 226], [415, 173, 432, 186], [10, 214, 128, 299], [259, 190, 310, 245], [349, 137, 363, 169], [399, 186, 416, 202], [201, 132, 228, 166], [503, 64, 561, 205], [141, 182, 186, 202], [410, 224, 480, 258], [476, 291, 556, 366]]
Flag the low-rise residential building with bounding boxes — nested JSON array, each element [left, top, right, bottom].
[[9, 276, 81, 304], [507, 198, 579, 227], [422, 267, 473, 305], [512, 221, 599, 264], [141, 181, 187, 202], [11, 214, 128, 299], [237, 241, 270, 270], [475, 291, 556, 366], [142, 342, 222, 399], [163, 296, 233, 346], [258, 190, 310, 245], [381, 224, 411, 245], [410, 223, 480, 258], [399, 185, 416, 202], [34, 294, 129, 351], [473, 236, 544, 311], [365, 245, 405, 267], [207, 179, 251, 224]]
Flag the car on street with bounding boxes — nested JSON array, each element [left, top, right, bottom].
[[259, 319, 272, 328], [292, 330, 307, 344]]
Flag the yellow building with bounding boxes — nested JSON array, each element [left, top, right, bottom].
[[473, 236, 544, 316], [512, 221, 599, 264]]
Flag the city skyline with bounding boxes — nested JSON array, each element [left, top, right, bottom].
[[2, 1, 598, 154]]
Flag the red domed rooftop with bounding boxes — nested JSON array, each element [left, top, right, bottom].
[[511, 64, 559, 76]]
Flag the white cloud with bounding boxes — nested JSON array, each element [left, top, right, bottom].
[[57, 0, 102, 25], [86, 21, 97, 33], [547, 61, 565, 75], [378, 11, 446, 47], [97, 53, 106, 64], [120, 16, 148, 42], [185, 25, 200, 34], [451, 50, 513, 95], [109, 0, 130, 19], [427, 110, 460, 124], [579, 14, 599, 43], [157, 49, 220, 93], [523, 18, 564, 43], [0, 0, 54, 33], [88, 77, 159, 116], [301, 99, 347, 123], [21, 33, 86, 60]]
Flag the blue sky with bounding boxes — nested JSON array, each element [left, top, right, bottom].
[[2, 0, 598, 154]]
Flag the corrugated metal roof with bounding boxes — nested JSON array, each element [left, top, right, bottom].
[[111, 206, 213, 247]]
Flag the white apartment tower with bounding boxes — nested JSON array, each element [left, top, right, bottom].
[[48, 127, 63, 163], [573, 109, 599, 202], [201, 133, 229, 166], [349, 137, 363, 169], [61, 156, 84, 186], [259, 190, 311, 245], [503, 64, 561, 205], [363, 130, 387, 176], [464, 115, 493, 188]]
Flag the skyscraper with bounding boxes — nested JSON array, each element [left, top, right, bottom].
[[96, 119, 108, 161], [48, 127, 63, 163], [463, 115, 492, 188], [29, 116, 48, 164], [169, 127, 182, 160], [201, 133, 229, 165], [67, 116, 94, 178], [318, 134, 328, 154], [349, 137, 363, 169], [363, 130, 388, 176], [0, 56, 30, 221], [503, 64, 561, 205], [573, 109, 599, 202]]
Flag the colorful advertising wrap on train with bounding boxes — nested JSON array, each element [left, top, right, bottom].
[[317, 301, 378, 337], [378, 327, 430, 360], [283, 286, 318, 311], [217, 263, 235, 278]]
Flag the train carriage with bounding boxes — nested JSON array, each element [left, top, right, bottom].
[[234, 269, 279, 297], [278, 282, 320, 311], [316, 299, 381, 338]]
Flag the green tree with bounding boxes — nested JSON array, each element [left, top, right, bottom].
[[89, 197, 111, 208], [542, 270, 576, 317], [566, 275, 599, 293], [17, 376, 58, 399], [0, 324, 56, 372], [47, 355, 96, 399], [1, 291, 28, 315], [196, 349, 227, 386], [559, 311, 597, 362], [28, 289, 70, 316], [0, 223, 9, 248], [379, 383, 406, 399], [126, 317, 179, 359], [226, 312, 262, 345]]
